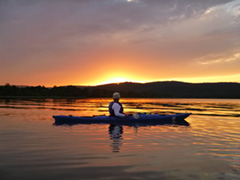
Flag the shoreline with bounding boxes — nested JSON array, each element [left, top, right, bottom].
[[0, 96, 240, 100]]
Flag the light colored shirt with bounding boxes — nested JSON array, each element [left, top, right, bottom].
[[112, 102, 125, 117]]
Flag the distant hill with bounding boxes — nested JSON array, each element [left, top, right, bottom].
[[92, 81, 240, 98], [0, 81, 240, 98]]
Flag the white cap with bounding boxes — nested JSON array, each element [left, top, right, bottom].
[[113, 92, 120, 99]]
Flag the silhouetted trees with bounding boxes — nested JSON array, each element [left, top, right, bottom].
[[0, 82, 240, 98]]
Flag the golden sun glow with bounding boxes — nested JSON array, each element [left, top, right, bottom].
[[89, 71, 149, 86], [99, 77, 130, 85], [80, 73, 240, 86]]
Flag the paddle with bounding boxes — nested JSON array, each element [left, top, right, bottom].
[[128, 112, 152, 119], [133, 113, 140, 119]]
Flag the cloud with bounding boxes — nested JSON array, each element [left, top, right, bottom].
[[0, 0, 239, 85], [197, 52, 240, 65]]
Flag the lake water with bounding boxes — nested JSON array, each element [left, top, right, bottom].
[[0, 98, 239, 180]]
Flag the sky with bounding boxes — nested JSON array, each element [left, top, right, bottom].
[[1, 0, 240, 86]]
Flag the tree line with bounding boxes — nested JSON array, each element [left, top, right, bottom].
[[1, 81, 240, 98]]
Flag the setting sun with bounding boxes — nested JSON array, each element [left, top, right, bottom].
[[90, 71, 149, 85], [99, 77, 130, 85]]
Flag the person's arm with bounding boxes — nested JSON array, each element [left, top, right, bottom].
[[112, 103, 125, 117]]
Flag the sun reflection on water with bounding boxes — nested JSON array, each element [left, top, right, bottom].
[[0, 98, 240, 179]]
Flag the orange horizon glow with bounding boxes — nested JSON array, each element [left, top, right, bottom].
[[72, 73, 240, 87], [3, 73, 240, 87], [2, 71, 240, 87]]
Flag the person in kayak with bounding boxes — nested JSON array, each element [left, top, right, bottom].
[[109, 92, 126, 117]]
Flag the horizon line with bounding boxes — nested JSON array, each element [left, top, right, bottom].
[[2, 80, 240, 87]]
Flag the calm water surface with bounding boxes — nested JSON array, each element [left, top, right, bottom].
[[0, 98, 239, 180]]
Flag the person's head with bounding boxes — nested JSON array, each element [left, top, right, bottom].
[[112, 92, 120, 101]]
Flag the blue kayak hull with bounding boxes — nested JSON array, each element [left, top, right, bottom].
[[53, 113, 191, 126]]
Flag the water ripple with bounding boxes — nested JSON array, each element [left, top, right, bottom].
[[0, 98, 240, 179]]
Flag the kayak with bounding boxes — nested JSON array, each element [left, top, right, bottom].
[[53, 113, 191, 126]]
